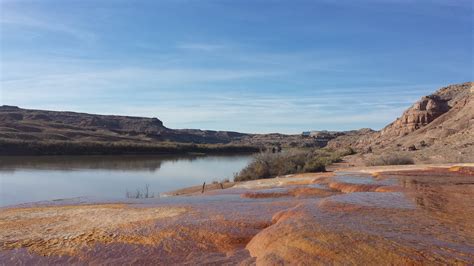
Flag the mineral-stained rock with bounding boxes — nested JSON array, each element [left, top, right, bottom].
[[0, 205, 187, 255], [1, 169, 473, 264], [247, 169, 474, 265]]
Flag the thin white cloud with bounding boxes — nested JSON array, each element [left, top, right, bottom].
[[0, 12, 96, 44], [109, 93, 409, 133], [177, 43, 227, 52], [2, 66, 427, 133], [1, 66, 280, 84]]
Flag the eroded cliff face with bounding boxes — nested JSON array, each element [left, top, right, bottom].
[[381, 95, 449, 137], [380, 82, 471, 138], [328, 82, 474, 162]]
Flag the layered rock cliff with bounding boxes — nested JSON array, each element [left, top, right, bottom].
[[379, 82, 471, 138], [328, 81, 474, 162]]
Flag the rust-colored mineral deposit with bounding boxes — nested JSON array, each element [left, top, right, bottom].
[[1, 166, 473, 265]]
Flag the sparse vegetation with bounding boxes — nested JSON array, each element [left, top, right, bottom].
[[234, 147, 354, 182], [366, 153, 415, 166], [126, 184, 155, 199], [0, 138, 260, 156]]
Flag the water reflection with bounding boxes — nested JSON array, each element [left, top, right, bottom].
[[0, 154, 252, 206], [0, 154, 218, 172], [389, 170, 474, 232], [400, 175, 473, 212]]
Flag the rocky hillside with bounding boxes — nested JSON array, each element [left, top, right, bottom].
[[379, 82, 471, 139], [0, 105, 249, 144], [328, 82, 474, 163], [0, 106, 323, 155]]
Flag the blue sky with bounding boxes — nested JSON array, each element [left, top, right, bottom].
[[0, 0, 472, 133]]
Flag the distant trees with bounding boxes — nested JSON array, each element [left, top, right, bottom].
[[0, 139, 260, 156]]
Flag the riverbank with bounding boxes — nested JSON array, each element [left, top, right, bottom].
[[0, 139, 260, 156], [1, 163, 473, 264]]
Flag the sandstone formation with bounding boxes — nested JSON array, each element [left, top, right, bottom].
[[381, 95, 449, 137], [380, 82, 471, 138], [328, 82, 474, 163]]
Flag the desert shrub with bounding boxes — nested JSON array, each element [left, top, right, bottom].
[[339, 146, 356, 156], [236, 152, 274, 181], [303, 157, 326, 172], [367, 153, 415, 166], [234, 148, 352, 182]]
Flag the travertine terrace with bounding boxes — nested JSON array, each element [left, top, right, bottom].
[[1, 164, 473, 264]]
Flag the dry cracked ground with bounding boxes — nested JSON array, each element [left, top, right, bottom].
[[1, 164, 474, 265]]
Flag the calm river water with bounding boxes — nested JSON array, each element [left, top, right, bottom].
[[0, 154, 252, 207]]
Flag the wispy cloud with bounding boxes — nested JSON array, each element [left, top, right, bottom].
[[1, 65, 281, 86], [177, 42, 227, 52], [110, 90, 415, 133], [0, 44, 441, 133], [0, 58, 431, 133], [0, 12, 96, 44], [1, 0, 470, 133]]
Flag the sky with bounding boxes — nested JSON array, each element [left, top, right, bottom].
[[0, 0, 472, 133]]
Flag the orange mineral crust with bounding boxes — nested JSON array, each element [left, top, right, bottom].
[[1, 167, 473, 264]]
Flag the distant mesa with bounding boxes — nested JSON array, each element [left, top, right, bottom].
[[0, 105, 323, 155], [0, 81, 472, 160]]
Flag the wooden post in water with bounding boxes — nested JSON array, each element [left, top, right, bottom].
[[201, 182, 206, 193]]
